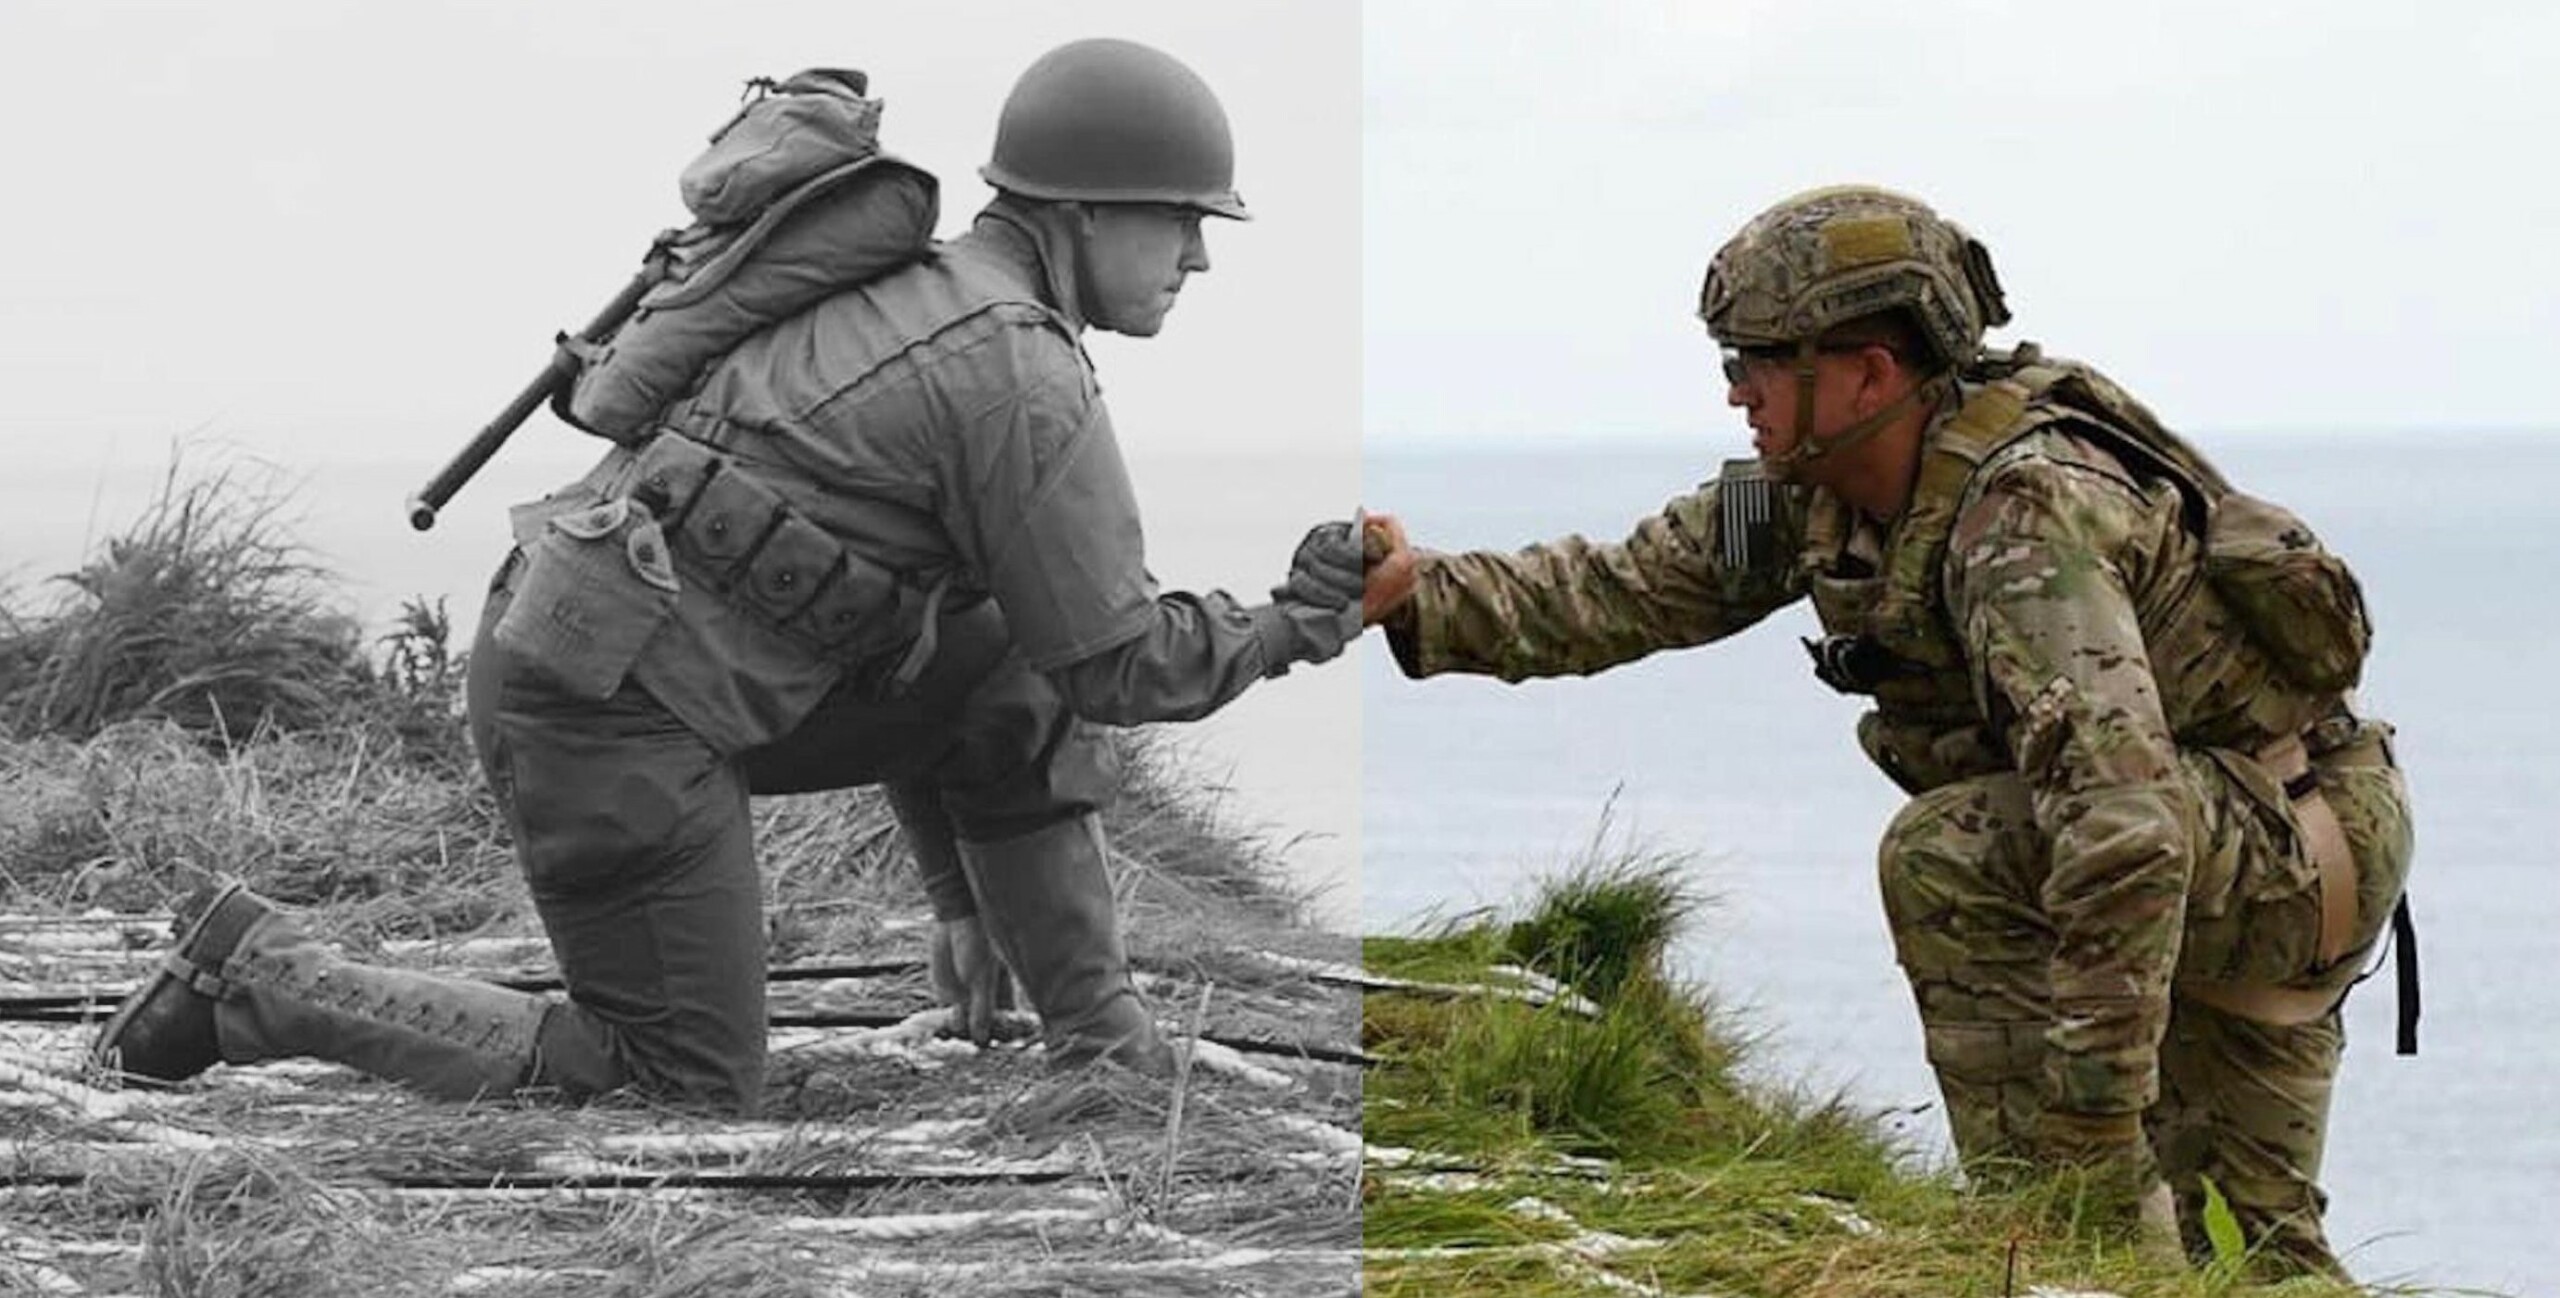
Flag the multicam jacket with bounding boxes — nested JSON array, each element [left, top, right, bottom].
[[1386, 371, 2349, 1123]]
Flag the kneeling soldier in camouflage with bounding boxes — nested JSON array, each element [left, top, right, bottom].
[[1362, 186, 2412, 1280]]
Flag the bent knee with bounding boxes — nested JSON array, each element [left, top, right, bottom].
[[1877, 775, 2032, 910]]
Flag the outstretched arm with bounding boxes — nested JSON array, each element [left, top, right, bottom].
[[1045, 523, 1362, 725], [1372, 477, 1803, 682], [953, 365, 1363, 726]]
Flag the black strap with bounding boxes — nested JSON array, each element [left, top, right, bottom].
[[2392, 893, 2420, 1056]]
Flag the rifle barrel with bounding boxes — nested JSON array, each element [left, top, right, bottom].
[[407, 248, 673, 531]]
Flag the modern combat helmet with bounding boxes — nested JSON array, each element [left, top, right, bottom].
[[1699, 186, 2010, 472], [1699, 185, 2006, 368], [981, 38, 1250, 220]]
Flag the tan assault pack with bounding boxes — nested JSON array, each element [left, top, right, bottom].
[[1961, 343, 2373, 697]]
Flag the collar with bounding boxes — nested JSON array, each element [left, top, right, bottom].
[[959, 202, 1089, 334]]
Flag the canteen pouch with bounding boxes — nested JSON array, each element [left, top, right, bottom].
[[2202, 491, 2371, 695], [494, 497, 680, 701]]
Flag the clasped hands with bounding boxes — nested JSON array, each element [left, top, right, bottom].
[[1268, 513, 1420, 667], [1280, 513, 1419, 624]]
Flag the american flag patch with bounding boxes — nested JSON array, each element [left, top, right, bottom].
[[1718, 459, 1776, 574]]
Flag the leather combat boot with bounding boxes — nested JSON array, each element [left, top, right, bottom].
[[92, 878, 555, 1101], [956, 816, 1171, 1073]]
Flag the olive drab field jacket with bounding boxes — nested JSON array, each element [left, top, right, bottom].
[[499, 215, 1160, 755]]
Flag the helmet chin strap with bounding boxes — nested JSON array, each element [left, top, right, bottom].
[[1762, 338, 1944, 478]]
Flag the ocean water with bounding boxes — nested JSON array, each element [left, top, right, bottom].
[[0, 441, 1359, 932], [1364, 430, 2560, 1296]]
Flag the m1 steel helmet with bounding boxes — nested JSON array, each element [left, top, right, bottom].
[[980, 38, 1249, 220], [1699, 185, 2007, 369]]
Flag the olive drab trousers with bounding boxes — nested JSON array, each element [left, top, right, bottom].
[[1875, 720, 2410, 1279], [466, 580, 1118, 1114]]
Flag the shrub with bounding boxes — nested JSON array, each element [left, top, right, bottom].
[[1, 458, 366, 741]]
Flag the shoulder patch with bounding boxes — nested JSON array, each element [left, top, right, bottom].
[[1716, 458, 1784, 574]]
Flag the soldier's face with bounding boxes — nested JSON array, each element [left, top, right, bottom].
[[1722, 344, 1881, 483], [1725, 346, 1828, 462], [1079, 204, 1211, 336]]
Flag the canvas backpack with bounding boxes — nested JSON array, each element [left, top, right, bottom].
[[554, 69, 942, 443]]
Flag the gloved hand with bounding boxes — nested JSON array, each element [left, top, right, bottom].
[[1277, 519, 1365, 609], [1261, 519, 1367, 669], [928, 915, 1014, 1046]]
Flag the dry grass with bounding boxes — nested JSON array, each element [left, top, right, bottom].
[[1, 457, 367, 743], [0, 458, 1361, 1298], [1, 725, 1363, 1296]]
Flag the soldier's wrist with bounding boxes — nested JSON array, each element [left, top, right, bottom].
[[1250, 600, 1356, 676], [1248, 603, 1300, 677], [1383, 603, 1425, 676]]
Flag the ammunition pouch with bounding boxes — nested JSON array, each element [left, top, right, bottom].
[[629, 433, 918, 669]]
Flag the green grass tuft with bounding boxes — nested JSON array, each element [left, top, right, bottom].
[[1363, 842, 2393, 1297], [1501, 856, 1694, 1004]]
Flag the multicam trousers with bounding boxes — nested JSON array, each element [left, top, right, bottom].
[[1876, 720, 2411, 1278]]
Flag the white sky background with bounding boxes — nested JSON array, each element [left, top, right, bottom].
[[1365, 0, 2560, 444], [0, 0, 1363, 927], [1, 0, 1357, 469]]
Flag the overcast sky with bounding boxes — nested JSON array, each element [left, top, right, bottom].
[[1366, 0, 2560, 444]]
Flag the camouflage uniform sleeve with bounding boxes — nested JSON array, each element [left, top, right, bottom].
[[1387, 479, 1802, 681], [1948, 440, 2191, 1150]]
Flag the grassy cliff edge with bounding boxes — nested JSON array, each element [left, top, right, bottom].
[[1358, 857, 2415, 1298]]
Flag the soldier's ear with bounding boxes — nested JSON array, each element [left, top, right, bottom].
[[1857, 343, 1908, 398]]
